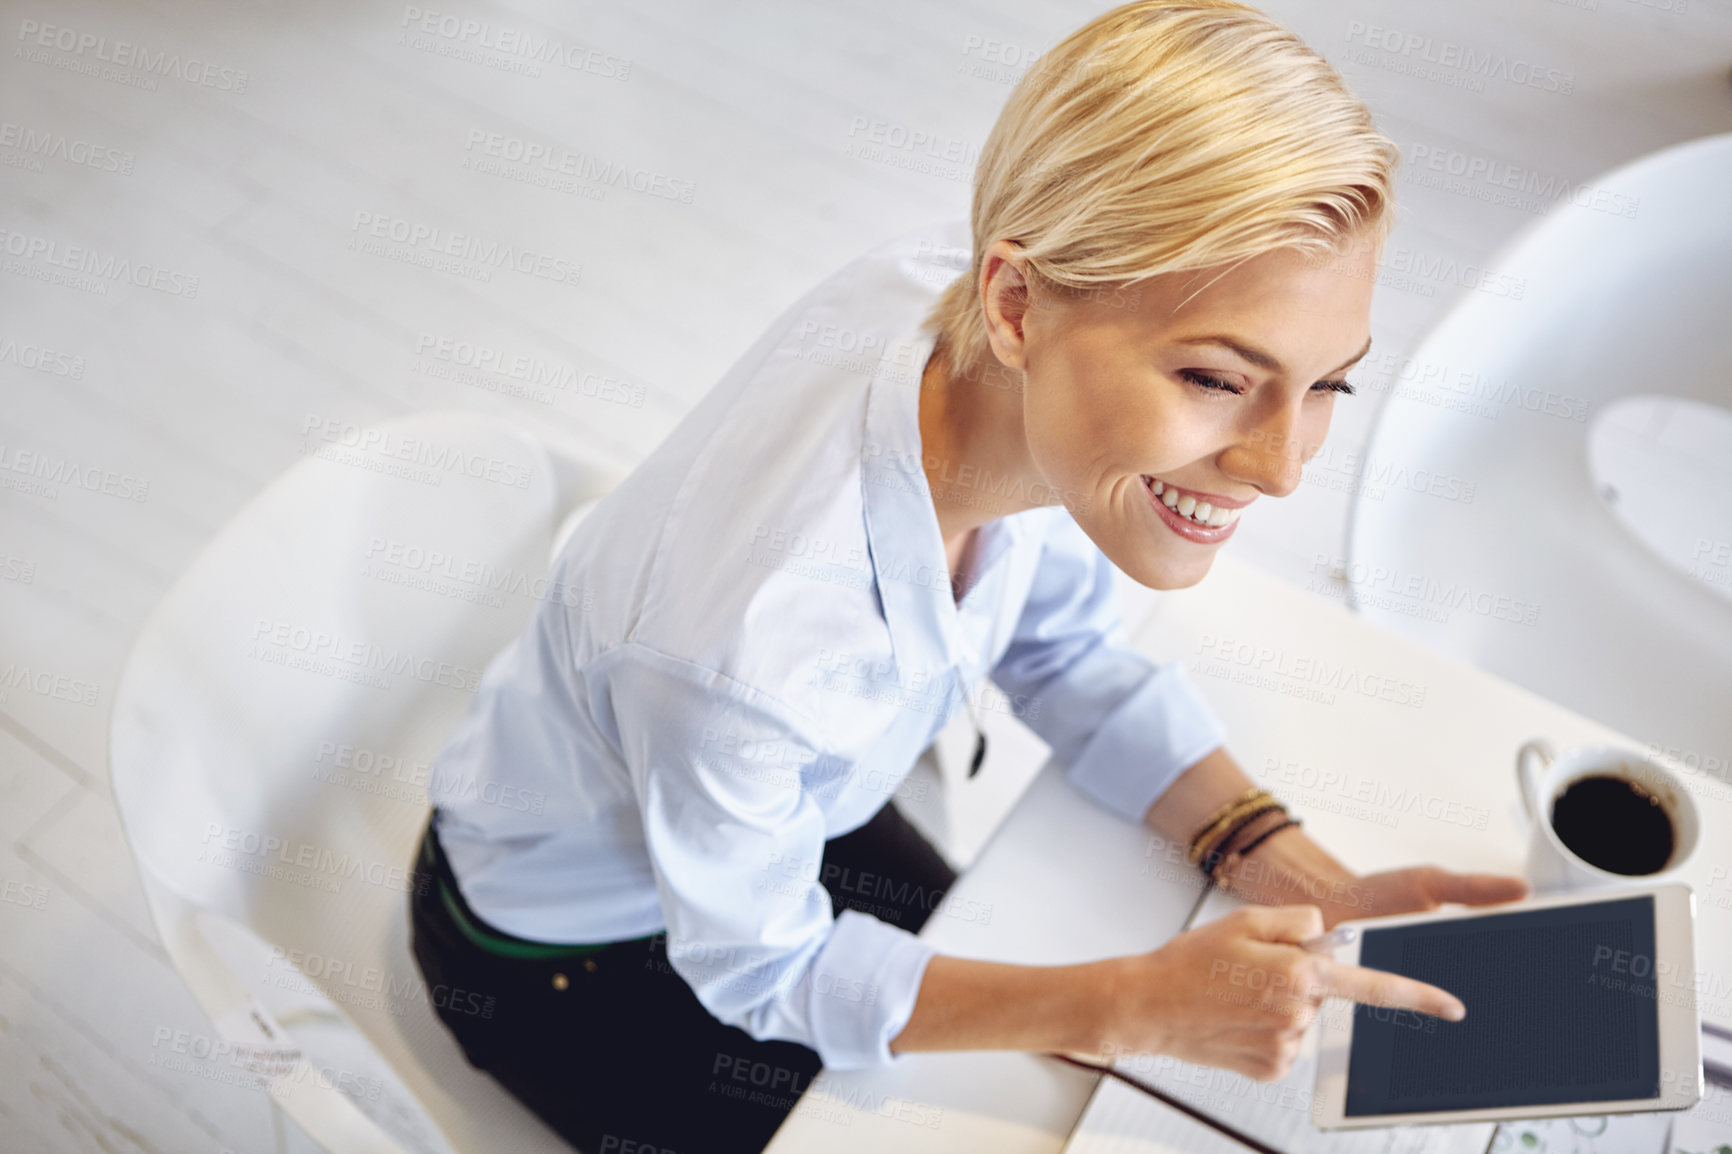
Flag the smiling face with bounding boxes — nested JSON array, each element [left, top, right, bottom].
[[979, 236, 1380, 590]]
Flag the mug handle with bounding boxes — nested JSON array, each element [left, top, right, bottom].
[[1515, 739, 1556, 824]]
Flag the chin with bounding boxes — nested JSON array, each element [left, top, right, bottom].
[[1127, 548, 1215, 592]]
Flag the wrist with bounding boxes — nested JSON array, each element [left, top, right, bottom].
[[1061, 956, 1137, 1059], [1197, 799, 1287, 879], [893, 955, 1132, 1057], [1203, 804, 1290, 878], [1218, 821, 1357, 909]]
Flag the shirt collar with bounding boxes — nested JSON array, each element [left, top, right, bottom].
[[860, 325, 1032, 674]]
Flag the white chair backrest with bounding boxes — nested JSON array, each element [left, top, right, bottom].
[[111, 411, 584, 1153], [1346, 133, 1732, 768], [113, 412, 557, 929]]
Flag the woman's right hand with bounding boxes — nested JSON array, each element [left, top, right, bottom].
[[1093, 903, 1468, 1082]]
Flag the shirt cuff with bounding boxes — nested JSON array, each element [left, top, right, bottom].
[[1063, 660, 1228, 823], [806, 908, 940, 1069]]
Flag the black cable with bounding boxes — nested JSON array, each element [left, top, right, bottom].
[[1049, 1052, 1293, 1154]]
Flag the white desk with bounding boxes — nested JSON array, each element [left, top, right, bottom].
[[764, 552, 1732, 1153]]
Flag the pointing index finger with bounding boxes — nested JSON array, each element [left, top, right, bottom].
[[1313, 957, 1467, 1021]]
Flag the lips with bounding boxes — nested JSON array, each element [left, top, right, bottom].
[[1141, 475, 1244, 542], [1141, 476, 1249, 528]]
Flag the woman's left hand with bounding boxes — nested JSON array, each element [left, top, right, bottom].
[[1317, 866, 1531, 930]]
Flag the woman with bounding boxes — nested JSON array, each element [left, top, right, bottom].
[[408, 2, 1531, 1150]]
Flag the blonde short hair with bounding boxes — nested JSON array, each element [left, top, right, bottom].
[[922, 0, 1400, 383]]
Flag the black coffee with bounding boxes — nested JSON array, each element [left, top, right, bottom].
[[1549, 773, 1675, 876]]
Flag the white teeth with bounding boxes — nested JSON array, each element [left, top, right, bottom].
[[1147, 476, 1243, 528]]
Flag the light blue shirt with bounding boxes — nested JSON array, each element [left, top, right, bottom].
[[430, 218, 1229, 1069]]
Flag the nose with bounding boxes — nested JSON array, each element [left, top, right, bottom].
[[1219, 394, 1315, 499]]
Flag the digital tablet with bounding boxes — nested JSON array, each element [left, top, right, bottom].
[[1312, 883, 1701, 1129]]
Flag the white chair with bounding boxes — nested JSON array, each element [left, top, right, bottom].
[[110, 411, 626, 1153], [1345, 133, 1732, 775]]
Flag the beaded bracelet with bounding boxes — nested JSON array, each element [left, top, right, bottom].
[[1196, 800, 1286, 879], [1208, 814, 1303, 885], [1189, 795, 1283, 869], [1184, 786, 1263, 860], [1185, 788, 1273, 866], [1197, 799, 1284, 872]]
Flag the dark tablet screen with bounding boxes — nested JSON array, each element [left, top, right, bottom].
[[1345, 894, 1660, 1116]]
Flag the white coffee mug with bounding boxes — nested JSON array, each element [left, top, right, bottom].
[[1515, 739, 1701, 893]]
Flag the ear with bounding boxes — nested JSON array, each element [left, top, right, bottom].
[[978, 239, 1035, 374]]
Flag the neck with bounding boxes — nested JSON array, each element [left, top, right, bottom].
[[918, 340, 1045, 547]]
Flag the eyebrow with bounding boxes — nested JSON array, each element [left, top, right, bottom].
[[1174, 334, 1374, 378]]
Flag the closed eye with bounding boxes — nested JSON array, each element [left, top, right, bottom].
[[1181, 370, 1355, 397], [1179, 369, 1244, 395]]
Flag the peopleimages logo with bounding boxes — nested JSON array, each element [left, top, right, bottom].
[[1309, 554, 1541, 629], [247, 616, 486, 693], [299, 413, 537, 489], [348, 211, 583, 286], [363, 535, 592, 609], [0, 226, 200, 297], [462, 129, 695, 204], [399, 6, 632, 79], [412, 333, 644, 408], [0, 334, 86, 378], [199, 823, 427, 896], [0, 120, 135, 174], [1404, 142, 1640, 220], [1343, 21, 1575, 94], [0, 662, 99, 707], [1191, 632, 1428, 709], [0, 440, 150, 501], [15, 19, 250, 92]]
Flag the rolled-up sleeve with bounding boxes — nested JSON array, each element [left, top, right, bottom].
[[990, 510, 1228, 823], [597, 642, 938, 1069]]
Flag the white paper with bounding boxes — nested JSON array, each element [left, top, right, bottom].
[[1490, 1113, 1673, 1154], [1063, 1034, 1495, 1154], [1663, 1078, 1732, 1154]]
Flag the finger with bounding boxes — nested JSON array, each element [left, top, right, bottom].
[[1238, 903, 1326, 945], [1428, 871, 1531, 906], [1054, 1047, 1112, 1066], [1314, 958, 1467, 1021]]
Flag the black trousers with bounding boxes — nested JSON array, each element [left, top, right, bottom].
[[408, 801, 958, 1154]]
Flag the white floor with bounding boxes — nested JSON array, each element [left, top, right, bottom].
[[3, 1, 1730, 1150]]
